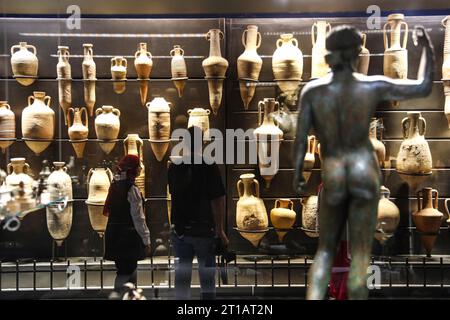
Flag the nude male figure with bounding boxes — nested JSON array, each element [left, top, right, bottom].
[[293, 25, 434, 299]]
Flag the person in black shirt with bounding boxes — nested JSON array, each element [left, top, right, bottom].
[[168, 126, 229, 300]]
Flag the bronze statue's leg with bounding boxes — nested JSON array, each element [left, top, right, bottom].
[[347, 195, 378, 300], [306, 191, 347, 300]]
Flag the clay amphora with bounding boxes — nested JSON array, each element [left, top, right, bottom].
[[357, 33, 370, 75], [443, 16, 450, 79], [270, 198, 296, 242], [253, 98, 283, 188], [147, 97, 171, 161], [369, 118, 386, 168], [301, 195, 319, 238], [304, 135, 317, 170], [111, 56, 127, 94], [0, 101, 15, 153], [236, 173, 268, 247], [57, 46, 72, 124], [22, 91, 55, 155], [10, 42, 38, 86], [187, 108, 210, 141], [82, 44, 96, 116], [444, 84, 450, 128], [271, 106, 296, 140], [85, 167, 113, 237], [170, 45, 188, 97], [311, 21, 331, 79], [413, 188, 444, 257], [272, 33, 303, 96], [396, 112, 432, 176], [202, 29, 228, 115], [6, 158, 33, 194], [124, 134, 145, 196], [442, 17, 450, 127], [134, 42, 153, 106], [375, 186, 400, 244], [383, 13, 408, 79], [67, 107, 89, 158], [238, 25, 262, 109], [444, 198, 450, 225], [95, 105, 121, 154], [46, 162, 73, 246]]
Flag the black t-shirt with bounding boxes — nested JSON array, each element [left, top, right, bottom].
[[168, 160, 225, 237]]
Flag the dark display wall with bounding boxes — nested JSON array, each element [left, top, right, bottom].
[[226, 16, 450, 256], [0, 14, 449, 259], [0, 17, 227, 258]]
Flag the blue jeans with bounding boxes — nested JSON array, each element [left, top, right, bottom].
[[171, 232, 216, 300]]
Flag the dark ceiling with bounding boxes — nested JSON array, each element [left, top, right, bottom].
[[0, 0, 448, 16]]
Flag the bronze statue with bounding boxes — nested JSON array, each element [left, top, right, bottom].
[[293, 25, 434, 299]]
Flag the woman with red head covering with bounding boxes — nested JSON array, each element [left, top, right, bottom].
[[103, 154, 151, 297]]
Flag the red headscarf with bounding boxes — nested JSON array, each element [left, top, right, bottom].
[[103, 154, 140, 217], [117, 154, 140, 181]]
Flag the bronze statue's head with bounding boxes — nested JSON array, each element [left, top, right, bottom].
[[325, 25, 362, 71]]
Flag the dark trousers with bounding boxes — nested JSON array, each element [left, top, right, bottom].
[[114, 259, 138, 291]]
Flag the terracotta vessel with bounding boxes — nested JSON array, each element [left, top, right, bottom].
[[443, 16, 450, 80], [46, 162, 73, 247], [270, 198, 296, 242], [95, 105, 121, 154], [134, 42, 153, 106], [22, 91, 55, 155], [202, 29, 228, 115], [271, 106, 296, 140], [301, 195, 319, 238], [86, 167, 113, 237], [369, 118, 386, 168], [170, 45, 188, 97], [238, 25, 262, 109], [396, 112, 432, 177], [147, 97, 171, 161], [272, 33, 303, 96], [82, 44, 96, 116], [253, 98, 283, 188], [124, 134, 145, 196], [383, 13, 408, 79], [304, 135, 317, 170], [56, 46, 72, 124], [10, 183, 35, 212], [67, 107, 89, 158], [375, 186, 400, 244], [413, 188, 444, 257], [311, 21, 331, 79], [111, 56, 127, 94], [187, 108, 210, 141], [444, 198, 450, 225], [236, 173, 268, 247], [442, 17, 450, 127], [0, 101, 15, 153], [444, 84, 450, 128], [6, 158, 33, 194], [317, 143, 323, 162], [357, 33, 370, 75], [10, 42, 38, 86]]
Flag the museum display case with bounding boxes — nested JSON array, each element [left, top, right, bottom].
[[1, 7, 450, 297]]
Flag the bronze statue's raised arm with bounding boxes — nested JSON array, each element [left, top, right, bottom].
[[293, 90, 313, 194], [377, 26, 435, 101]]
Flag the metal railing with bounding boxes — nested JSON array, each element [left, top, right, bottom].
[[1, 255, 450, 294]]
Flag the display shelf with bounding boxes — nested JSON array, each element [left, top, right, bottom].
[[0, 77, 207, 82], [2, 255, 450, 297]]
